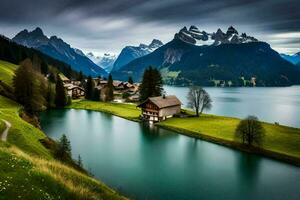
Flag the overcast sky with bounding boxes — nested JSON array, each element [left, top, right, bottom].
[[0, 0, 299, 55]]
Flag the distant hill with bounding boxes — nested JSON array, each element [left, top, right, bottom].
[[114, 26, 300, 86], [280, 52, 300, 65], [112, 39, 163, 71], [12, 27, 107, 77]]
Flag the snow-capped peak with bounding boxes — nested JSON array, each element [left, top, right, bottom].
[[174, 25, 258, 46], [74, 48, 85, 57], [148, 39, 163, 49], [138, 39, 163, 51], [86, 52, 117, 72]]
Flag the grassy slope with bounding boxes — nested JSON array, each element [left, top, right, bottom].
[[69, 100, 141, 121], [158, 114, 300, 159], [0, 95, 51, 158], [0, 60, 128, 200], [0, 60, 17, 86], [0, 144, 127, 200], [70, 100, 300, 164], [0, 120, 5, 134]]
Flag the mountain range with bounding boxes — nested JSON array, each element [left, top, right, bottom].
[[112, 39, 163, 71], [12, 27, 107, 76], [8, 26, 300, 86], [280, 52, 300, 65], [174, 25, 258, 46], [86, 52, 116, 72], [113, 26, 300, 86]]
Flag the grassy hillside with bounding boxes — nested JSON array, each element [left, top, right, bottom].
[[0, 144, 127, 200], [0, 120, 5, 134], [0, 59, 128, 199], [0, 96, 52, 158], [0, 60, 17, 86]]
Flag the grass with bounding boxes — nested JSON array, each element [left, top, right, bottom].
[[0, 60, 17, 86], [0, 96, 129, 200], [0, 145, 128, 200], [0, 120, 5, 135], [0, 96, 51, 158], [68, 100, 141, 121], [70, 100, 300, 164], [0, 58, 129, 199], [158, 113, 300, 164]]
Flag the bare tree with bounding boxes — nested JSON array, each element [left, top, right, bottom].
[[187, 86, 212, 117], [235, 116, 265, 146]]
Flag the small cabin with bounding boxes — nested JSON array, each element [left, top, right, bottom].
[[137, 95, 181, 122]]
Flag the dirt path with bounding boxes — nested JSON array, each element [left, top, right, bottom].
[[1, 119, 11, 141]]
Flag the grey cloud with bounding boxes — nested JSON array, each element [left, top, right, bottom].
[[0, 0, 299, 54]]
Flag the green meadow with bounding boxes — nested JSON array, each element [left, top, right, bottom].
[[158, 114, 300, 160], [69, 100, 141, 121], [0, 60, 17, 86], [0, 60, 128, 200], [71, 100, 300, 164]]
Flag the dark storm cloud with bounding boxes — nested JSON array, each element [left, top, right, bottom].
[[0, 0, 299, 54]]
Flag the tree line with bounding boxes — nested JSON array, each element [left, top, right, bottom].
[[13, 58, 72, 115]]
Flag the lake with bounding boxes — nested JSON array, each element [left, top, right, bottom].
[[164, 86, 300, 128], [40, 109, 300, 200]]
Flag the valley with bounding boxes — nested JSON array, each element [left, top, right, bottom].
[[0, 1, 300, 199]]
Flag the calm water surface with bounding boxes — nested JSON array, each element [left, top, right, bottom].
[[40, 109, 300, 200], [165, 86, 300, 128]]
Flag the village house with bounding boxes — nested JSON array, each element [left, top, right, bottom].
[[137, 95, 181, 122], [64, 83, 85, 99], [60, 76, 85, 99], [61, 75, 140, 101]]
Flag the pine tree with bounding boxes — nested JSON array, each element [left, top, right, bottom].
[[105, 74, 114, 101], [92, 88, 100, 101], [40, 61, 48, 75], [128, 76, 134, 84], [46, 83, 56, 108], [85, 76, 94, 100], [55, 75, 67, 107], [78, 71, 84, 82], [77, 154, 83, 168], [151, 68, 163, 96], [139, 67, 164, 101], [13, 59, 45, 114], [56, 134, 72, 160], [48, 71, 57, 83]]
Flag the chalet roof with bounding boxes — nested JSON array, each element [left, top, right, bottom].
[[113, 80, 122, 87], [138, 95, 181, 109], [64, 83, 84, 91], [100, 80, 108, 84]]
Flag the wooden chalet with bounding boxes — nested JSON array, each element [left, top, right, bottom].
[[64, 84, 85, 99], [137, 95, 181, 122]]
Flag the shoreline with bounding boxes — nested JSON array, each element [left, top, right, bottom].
[[68, 100, 300, 167], [156, 123, 300, 167]]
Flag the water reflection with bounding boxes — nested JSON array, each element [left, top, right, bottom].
[[237, 153, 261, 186], [215, 97, 242, 102], [40, 109, 300, 200]]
